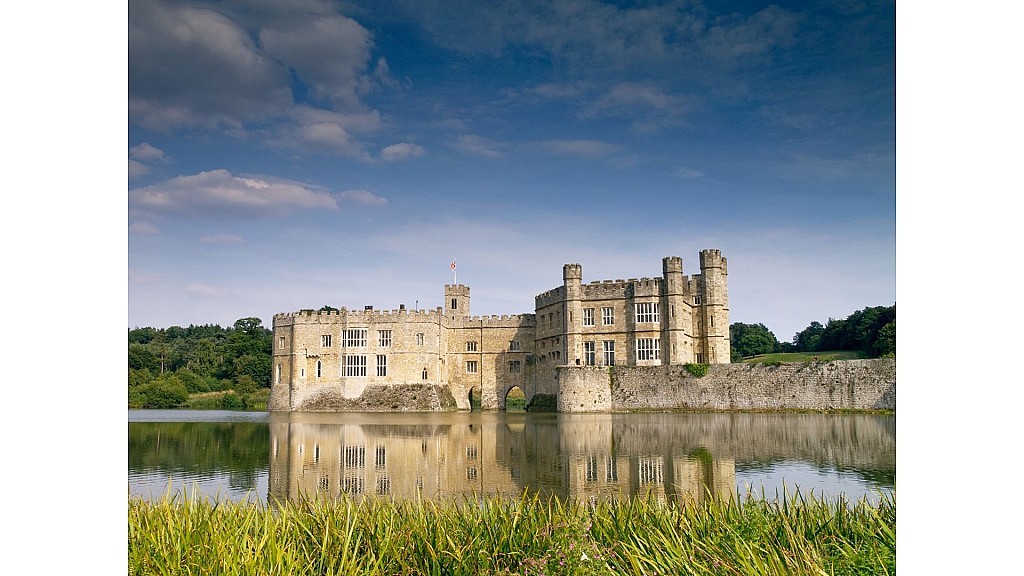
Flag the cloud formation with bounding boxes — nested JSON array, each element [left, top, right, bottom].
[[381, 142, 426, 161], [129, 169, 339, 218]]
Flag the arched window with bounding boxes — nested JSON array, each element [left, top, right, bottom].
[[316, 360, 322, 378]]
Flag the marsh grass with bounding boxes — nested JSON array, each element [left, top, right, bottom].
[[129, 488, 894, 575]]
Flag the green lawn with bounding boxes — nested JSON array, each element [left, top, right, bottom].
[[740, 350, 869, 363]]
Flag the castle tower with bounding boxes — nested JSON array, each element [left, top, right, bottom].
[[698, 249, 730, 363], [445, 284, 470, 320], [661, 256, 691, 364], [563, 263, 583, 365]]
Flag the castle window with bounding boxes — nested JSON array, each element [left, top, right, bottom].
[[376, 476, 391, 495], [509, 341, 521, 352], [344, 445, 365, 468], [344, 329, 367, 347], [451, 298, 458, 309], [467, 467, 477, 480], [278, 336, 285, 349], [378, 330, 392, 347], [584, 342, 596, 365], [376, 355, 387, 377], [321, 334, 332, 347], [344, 355, 367, 377], [710, 315, 714, 327], [342, 476, 364, 495], [316, 360, 322, 378], [586, 456, 599, 482], [375, 445, 386, 469], [634, 302, 660, 323], [694, 295, 703, 305], [636, 338, 660, 361], [422, 368, 428, 380], [602, 307, 614, 325], [466, 361, 478, 374], [583, 308, 595, 326], [466, 341, 478, 352], [509, 360, 521, 374], [696, 353, 705, 364], [604, 341, 615, 366], [300, 368, 306, 378], [416, 333, 424, 346], [606, 456, 618, 481]]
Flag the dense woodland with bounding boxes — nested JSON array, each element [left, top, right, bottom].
[[128, 306, 895, 408], [729, 304, 896, 361]]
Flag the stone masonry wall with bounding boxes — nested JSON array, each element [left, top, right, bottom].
[[557, 359, 895, 413]]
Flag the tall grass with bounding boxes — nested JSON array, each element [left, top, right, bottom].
[[129, 488, 894, 575]]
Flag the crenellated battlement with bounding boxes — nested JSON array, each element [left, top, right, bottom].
[[535, 286, 566, 308], [448, 314, 537, 328], [273, 307, 443, 326]]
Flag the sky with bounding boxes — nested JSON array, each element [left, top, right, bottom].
[[128, 0, 895, 343]]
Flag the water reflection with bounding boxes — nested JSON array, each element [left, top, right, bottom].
[[266, 412, 894, 506]]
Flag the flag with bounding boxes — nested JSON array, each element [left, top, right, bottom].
[[451, 260, 456, 271]]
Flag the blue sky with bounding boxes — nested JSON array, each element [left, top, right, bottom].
[[128, 0, 895, 342]]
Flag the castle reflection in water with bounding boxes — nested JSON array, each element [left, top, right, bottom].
[[268, 412, 895, 505]]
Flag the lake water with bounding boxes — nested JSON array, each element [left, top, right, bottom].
[[128, 410, 895, 506]]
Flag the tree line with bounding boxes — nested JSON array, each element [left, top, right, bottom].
[[128, 317, 273, 409], [729, 305, 895, 361]]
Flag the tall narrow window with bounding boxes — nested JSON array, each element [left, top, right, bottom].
[[509, 341, 521, 352], [636, 338, 660, 361], [344, 329, 367, 347], [278, 337, 285, 349], [635, 302, 660, 323], [345, 355, 367, 376], [466, 361, 478, 374], [466, 341, 478, 352], [509, 360, 521, 374], [451, 298, 457, 309], [376, 355, 387, 377], [316, 360, 322, 378], [422, 368, 428, 380], [583, 308, 595, 326], [276, 363, 281, 384], [321, 334, 332, 347], [603, 341, 615, 366], [602, 307, 614, 325], [378, 330, 392, 347], [584, 341, 596, 366], [416, 333, 424, 346]]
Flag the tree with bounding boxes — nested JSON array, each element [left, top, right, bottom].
[[730, 323, 779, 361], [793, 321, 824, 352]]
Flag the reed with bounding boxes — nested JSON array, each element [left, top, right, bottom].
[[129, 488, 894, 575]]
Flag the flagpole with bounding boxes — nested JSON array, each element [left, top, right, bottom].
[[451, 258, 457, 285]]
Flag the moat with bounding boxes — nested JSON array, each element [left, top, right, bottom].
[[129, 410, 895, 506]]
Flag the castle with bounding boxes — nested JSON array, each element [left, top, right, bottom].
[[270, 250, 729, 412]]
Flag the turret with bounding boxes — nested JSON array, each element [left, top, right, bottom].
[[563, 263, 583, 365], [698, 249, 730, 363], [445, 285, 470, 320], [661, 256, 689, 364]]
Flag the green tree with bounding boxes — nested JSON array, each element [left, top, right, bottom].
[[793, 321, 825, 352], [128, 344, 159, 371], [729, 323, 779, 361], [873, 320, 895, 356]]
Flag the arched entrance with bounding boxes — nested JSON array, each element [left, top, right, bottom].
[[504, 386, 525, 412], [468, 386, 482, 411]]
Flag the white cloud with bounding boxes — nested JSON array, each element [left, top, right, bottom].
[[339, 190, 388, 206], [449, 134, 506, 158], [129, 142, 168, 162], [381, 142, 426, 161], [186, 283, 224, 296], [129, 169, 339, 217], [129, 221, 161, 235], [129, 159, 151, 180]]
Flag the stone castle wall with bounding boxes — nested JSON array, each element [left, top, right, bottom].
[[555, 358, 895, 413]]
